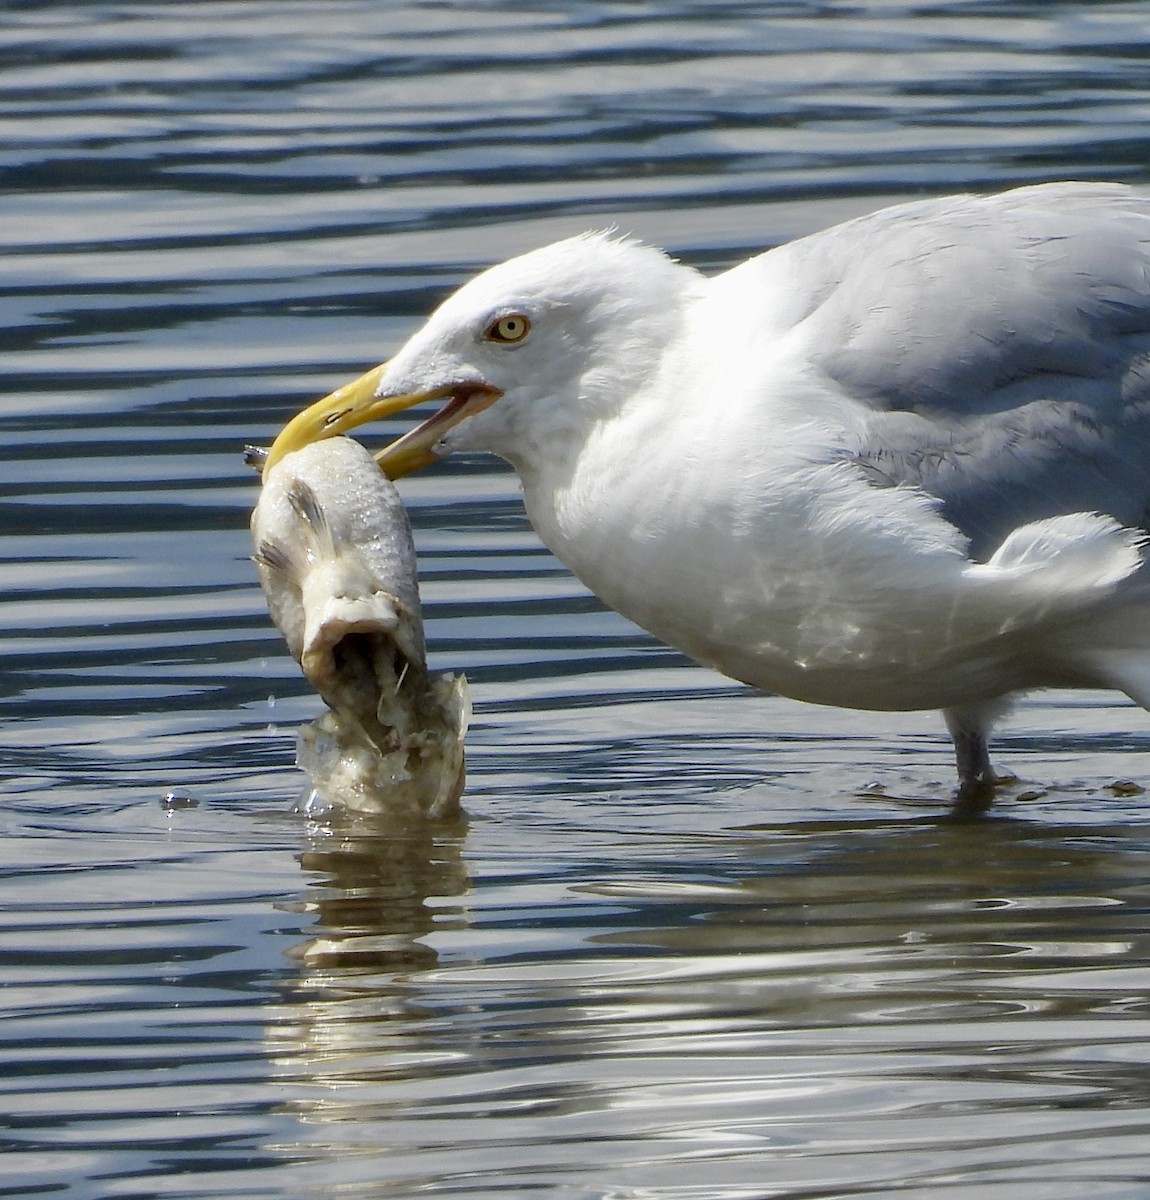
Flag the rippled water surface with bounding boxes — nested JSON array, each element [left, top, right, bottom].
[[4, 3, 1150, 1196]]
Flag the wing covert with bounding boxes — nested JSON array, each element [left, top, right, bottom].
[[744, 183, 1150, 557]]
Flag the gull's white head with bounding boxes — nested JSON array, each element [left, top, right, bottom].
[[264, 232, 702, 479]]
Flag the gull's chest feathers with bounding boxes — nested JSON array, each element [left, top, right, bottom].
[[521, 422, 977, 706]]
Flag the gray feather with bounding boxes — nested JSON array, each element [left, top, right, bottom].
[[768, 183, 1150, 557]]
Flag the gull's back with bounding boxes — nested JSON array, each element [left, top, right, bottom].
[[724, 182, 1150, 559]]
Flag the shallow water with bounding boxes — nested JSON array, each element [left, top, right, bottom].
[[3, 2, 1150, 1196]]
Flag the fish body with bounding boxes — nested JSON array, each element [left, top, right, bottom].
[[251, 437, 468, 817]]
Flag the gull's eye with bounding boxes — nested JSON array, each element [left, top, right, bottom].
[[484, 313, 531, 344]]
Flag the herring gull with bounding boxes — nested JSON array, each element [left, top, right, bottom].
[[264, 182, 1150, 809]]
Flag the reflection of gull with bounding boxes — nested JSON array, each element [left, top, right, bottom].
[[271, 816, 1136, 1191], [266, 183, 1150, 807]]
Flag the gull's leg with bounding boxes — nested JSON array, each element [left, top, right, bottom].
[[943, 703, 1006, 815]]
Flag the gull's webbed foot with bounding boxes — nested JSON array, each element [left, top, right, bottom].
[[952, 767, 999, 817]]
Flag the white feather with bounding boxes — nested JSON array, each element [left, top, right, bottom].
[[366, 182, 1150, 786]]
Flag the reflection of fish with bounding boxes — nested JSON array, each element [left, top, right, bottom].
[[250, 437, 468, 818]]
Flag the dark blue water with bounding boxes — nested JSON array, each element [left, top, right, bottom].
[[3, 3, 1150, 1197]]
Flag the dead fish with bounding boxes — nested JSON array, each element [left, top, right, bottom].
[[250, 437, 469, 818]]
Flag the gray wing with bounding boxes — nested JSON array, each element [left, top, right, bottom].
[[773, 183, 1150, 559]]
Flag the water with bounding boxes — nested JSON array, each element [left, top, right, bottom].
[[3, 2, 1150, 1196]]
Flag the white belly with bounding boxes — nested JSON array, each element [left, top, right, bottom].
[[521, 448, 1131, 714]]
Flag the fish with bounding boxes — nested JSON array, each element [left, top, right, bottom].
[[249, 436, 469, 818]]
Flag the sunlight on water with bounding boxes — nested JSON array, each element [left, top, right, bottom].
[[3, 1, 1150, 1196]]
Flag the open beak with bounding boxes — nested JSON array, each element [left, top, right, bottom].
[[262, 361, 502, 482]]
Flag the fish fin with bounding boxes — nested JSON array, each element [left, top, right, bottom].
[[287, 480, 336, 556], [253, 539, 298, 581]]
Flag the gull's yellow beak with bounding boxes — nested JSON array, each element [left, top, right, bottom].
[[262, 361, 501, 482]]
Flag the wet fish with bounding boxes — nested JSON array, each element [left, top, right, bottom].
[[250, 437, 468, 818]]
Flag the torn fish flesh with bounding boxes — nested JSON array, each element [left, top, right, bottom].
[[250, 437, 469, 818]]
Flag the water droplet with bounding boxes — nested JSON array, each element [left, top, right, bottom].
[[160, 791, 198, 811], [294, 788, 333, 818]]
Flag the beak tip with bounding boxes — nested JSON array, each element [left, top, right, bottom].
[[262, 360, 391, 479]]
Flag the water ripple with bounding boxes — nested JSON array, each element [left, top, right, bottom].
[[3, 2, 1150, 1197]]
